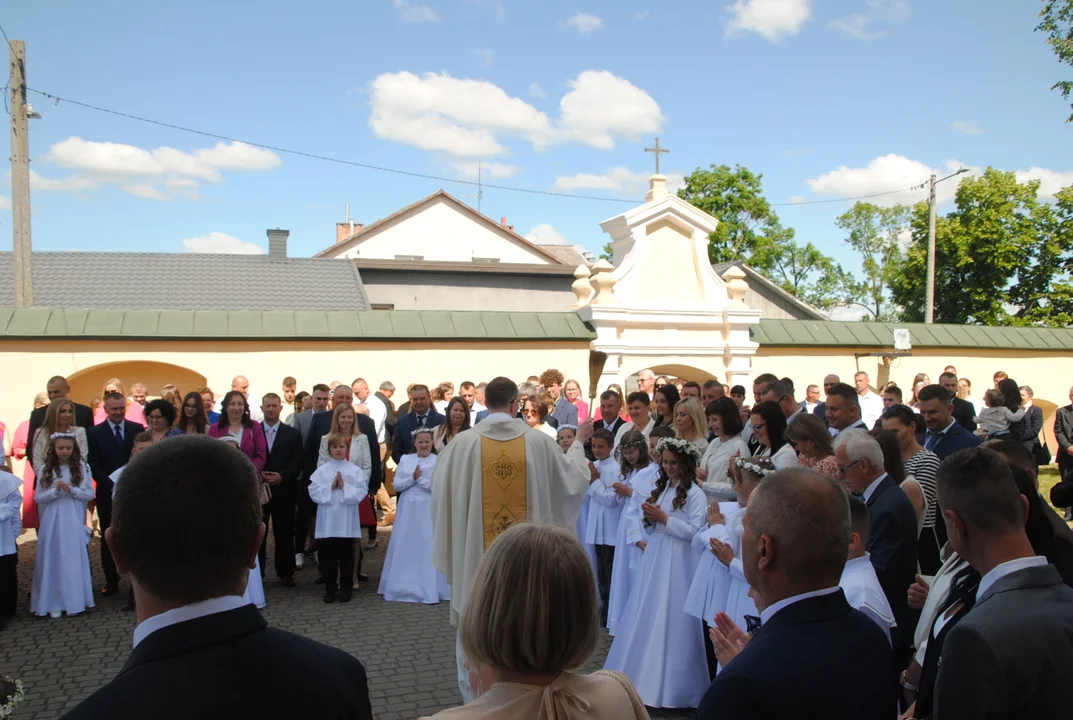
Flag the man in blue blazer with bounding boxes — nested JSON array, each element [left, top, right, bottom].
[[87, 393, 145, 596], [916, 384, 982, 460], [539, 369, 580, 428], [696, 469, 895, 719], [391, 384, 444, 462]]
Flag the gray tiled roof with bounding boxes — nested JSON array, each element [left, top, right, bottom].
[[0, 252, 368, 311], [712, 261, 827, 320]]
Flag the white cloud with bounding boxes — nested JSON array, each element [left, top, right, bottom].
[[1016, 168, 1073, 199], [726, 0, 811, 42], [182, 232, 264, 255], [392, 0, 439, 23], [952, 120, 981, 135], [34, 137, 280, 200], [827, 304, 873, 322], [466, 0, 505, 21], [472, 48, 494, 68], [831, 0, 909, 40], [555, 166, 648, 192], [368, 70, 663, 157], [805, 154, 963, 207], [566, 13, 603, 34], [452, 159, 520, 180], [525, 223, 571, 246], [635, 10, 650, 19], [0, 195, 10, 211], [529, 82, 546, 99]]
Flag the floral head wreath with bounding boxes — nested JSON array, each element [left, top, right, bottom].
[[411, 426, 435, 439], [557, 424, 579, 433], [734, 456, 777, 477], [614, 432, 649, 462], [217, 435, 241, 447], [656, 436, 702, 462], [49, 431, 78, 442]]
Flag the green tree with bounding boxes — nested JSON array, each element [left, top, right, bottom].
[[677, 163, 850, 310], [835, 203, 910, 320], [1008, 186, 1073, 326], [889, 169, 1048, 324], [1038, 0, 1073, 121]]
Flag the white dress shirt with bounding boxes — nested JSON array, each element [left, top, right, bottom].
[[262, 420, 280, 453], [976, 555, 1048, 602], [133, 595, 249, 648], [361, 393, 388, 444], [760, 586, 842, 626], [858, 391, 884, 430]]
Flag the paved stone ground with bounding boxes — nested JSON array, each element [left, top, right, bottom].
[[2, 529, 693, 719]]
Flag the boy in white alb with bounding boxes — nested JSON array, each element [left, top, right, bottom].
[[585, 429, 622, 623], [309, 433, 368, 603], [840, 494, 897, 643]]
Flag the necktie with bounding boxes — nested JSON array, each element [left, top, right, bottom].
[[418, 415, 427, 427], [114, 423, 124, 447], [265, 425, 275, 452], [925, 431, 939, 451]]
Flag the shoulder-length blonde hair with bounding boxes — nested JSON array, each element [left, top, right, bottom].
[[43, 398, 76, 435], [100, 377, 129, 406], [460, 523, 599, 675], [330, 403, 358, 436], [674, 397, 707, 442]]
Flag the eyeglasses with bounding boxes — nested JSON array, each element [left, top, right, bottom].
[[750, 422, 766, 432], [837, 459, 862, 474], [147, 414, 164, 421]]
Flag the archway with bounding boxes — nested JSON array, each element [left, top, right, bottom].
[[67, 361, 207, 408], [620, 363, 722, 394]]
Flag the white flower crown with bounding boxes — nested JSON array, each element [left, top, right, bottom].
[[557, 424, 579, 432], [411, 426, 435, 439], [49, 431, 78, 442], [734, 456, 777, 477], [656, 436, 702, 462]]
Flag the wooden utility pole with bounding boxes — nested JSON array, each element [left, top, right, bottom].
[[925, 173, 936, 324], [10, 40, 33, 307]]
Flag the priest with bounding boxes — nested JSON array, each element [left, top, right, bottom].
[[432, 375, 592, 702]]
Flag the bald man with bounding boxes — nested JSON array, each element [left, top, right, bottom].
[[812, 374, 840, 427], [216, 376, 263, 422]]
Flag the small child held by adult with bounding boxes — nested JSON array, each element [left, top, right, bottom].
[[309, 433, 368, 603], [973, 388, 1025, 438], [31, 432, 96, 618], [586, 429, 622, 624], [0, 465, 22, 630], [110, 431, 154, 612], [378, 427, 449, 604]]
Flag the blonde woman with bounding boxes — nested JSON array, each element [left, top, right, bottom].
[[161, 384, 183, 423], [91, 378, 145, 426], [424, 523, 648, 719], [33, 399, 89, 470], [316, 403, 377, 544], [563, 378, 590, 421], [674, 397, 708, 455]]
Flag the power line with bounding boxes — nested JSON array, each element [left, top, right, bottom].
[[24, 84, 933, 209]]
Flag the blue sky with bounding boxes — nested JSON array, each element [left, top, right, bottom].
[[2, 0, 1070, 284]]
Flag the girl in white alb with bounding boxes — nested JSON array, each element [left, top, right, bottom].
[[605, 430, 658, 635], [31, 432, 96, 618], [603, 437, 709, 709], [379, 427, 449, 604]]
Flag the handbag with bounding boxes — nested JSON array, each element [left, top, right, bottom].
[[1033, 440, 1052, 467], [260, 482, 271, 505]]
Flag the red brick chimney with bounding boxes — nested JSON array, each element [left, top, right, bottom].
[[336, 221, 363, 244]]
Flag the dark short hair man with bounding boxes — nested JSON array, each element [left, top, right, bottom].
[[917, 384, 982, 459], [63, 435, 373, 719]]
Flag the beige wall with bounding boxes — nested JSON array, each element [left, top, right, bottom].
[[0, 340, 592, 435]]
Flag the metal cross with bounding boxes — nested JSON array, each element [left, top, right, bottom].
[[644, 137, 670, 174]]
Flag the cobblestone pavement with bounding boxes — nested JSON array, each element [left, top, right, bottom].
[[2, 529, 693, 719]]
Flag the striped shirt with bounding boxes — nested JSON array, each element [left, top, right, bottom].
[[905, 449, 941, 529]]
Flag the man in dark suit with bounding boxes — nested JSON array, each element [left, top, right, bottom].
[[289, 383, 330, 566], [932, 447, 1073, 720], [809, 373, 840, 428], [1052, 388, 1073, 514], [696, 469, 895, 719], [86, 393, 145, 597], [28, 375, 94, 447], [62, 435, 373, 720], [917, 384, 982, 460], [258, 393, 303, 588], [938, 372, 977, 433], [584, 390, 625, 459], [824, 382, 868, 437], [835, 428, 918, 675], [391, 384, 444, 462]]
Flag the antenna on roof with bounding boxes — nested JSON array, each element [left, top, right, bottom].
[[459, 160, 484, 213], [345, 203, 353, 235]]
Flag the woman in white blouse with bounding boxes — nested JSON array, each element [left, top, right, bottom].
[[748, 400, 798, 470], [32, 399, 88, 469], [698, 397, 750, 501]]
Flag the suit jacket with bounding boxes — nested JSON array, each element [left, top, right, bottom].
[[1055, 405, 1073, 476], [813, 401, 828, 426], [950, 396, 977, 433], [934, 564, 1073, 720], [28, 401, 94, 456], [695, 590, 895, 720], [86, 419, 145, 498], [919, 420, 982, 460], [207, 423, 267, 474], [865, 474, 919, 651], [391, 409, 444, 463], [1022, 404, 1044, 454], [305, 411, 381, 493], [474, 409, 490, 425], [261, 422, 303, 501], [549, 396, 579, 428], [62, 604, 373, 720], [375, 391, 397, 437], [290, 409, 316, 446]]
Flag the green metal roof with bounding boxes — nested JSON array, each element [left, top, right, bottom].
[[752, 319, 1073, 351], [0, 308, 596, 342]]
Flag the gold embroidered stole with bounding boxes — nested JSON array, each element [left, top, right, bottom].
[[481, 434, 528, 549]]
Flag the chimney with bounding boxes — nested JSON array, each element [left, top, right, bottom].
[[501, 216, 508, 227], [336, 222, 363, 244], [266, 228, 289, 260]]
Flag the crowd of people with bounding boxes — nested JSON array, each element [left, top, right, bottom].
[[1, 364, 1072, 720]]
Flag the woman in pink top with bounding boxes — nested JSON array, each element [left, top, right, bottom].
[[423, 523, 648, 720], [563, 379, 590, 422], [207, 390, 267, 473], [12, 393, 49, 529], [90, 378, 146, 426]]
